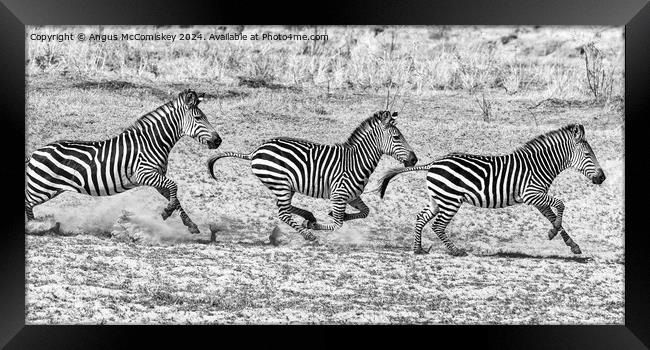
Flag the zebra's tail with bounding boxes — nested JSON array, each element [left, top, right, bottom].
[[207, 151, 254, 180], [373, 162, 436, 199]]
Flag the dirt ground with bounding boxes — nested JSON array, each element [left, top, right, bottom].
[[26, 234, 622, 324], [25, 26, 624, 324]]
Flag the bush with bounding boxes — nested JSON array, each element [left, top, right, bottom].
[[581, 42, 617, 103]]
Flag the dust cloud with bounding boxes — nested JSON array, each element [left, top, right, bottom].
[[29, 189, 195, 244]]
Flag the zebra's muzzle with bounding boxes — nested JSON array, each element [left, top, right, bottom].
[[404, 152, 418, 167], [592, 169, 606, 184], [207, 134, 222, 149]]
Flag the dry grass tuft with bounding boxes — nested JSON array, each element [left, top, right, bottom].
[[475, 93, 493, 122], [27, 26, 623, 102]]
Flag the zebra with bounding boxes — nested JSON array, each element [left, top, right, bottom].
[[376, 124, 606, 256], [207, 110, 418, 241], [25, 89, 221, 234]]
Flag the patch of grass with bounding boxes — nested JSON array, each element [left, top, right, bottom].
[[72, 80, 137, 91], [580, 42, 618, 104], [27, 26, 623, 102], [475, 92, 493, 122]]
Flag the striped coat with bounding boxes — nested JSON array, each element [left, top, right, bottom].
[[208, 111, 418, 241], [25, 89, 221, 233], [377, 124, 606, 255]]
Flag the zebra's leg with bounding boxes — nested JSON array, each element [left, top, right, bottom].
[[25, 185, 62, 221], [526, 194, 580, 254], [25, 188, 64, 234], [137, 170, 200, 234], [291, 207, 317, 222], [334, 197, 370, 222], [155, 188, 199, 234], [431, 202, 466, 256], [536, 204, 580, 253], [325, 197, 370, 222], [535, 205, 565, 240], [304, 196, 347, 231], [309, 197, 367, 229], [343, 197, 370, 221], [291, 206, 318, 227], [25, 203, 35, 221], [412, 203, 438, 255], [559, 230, 582, 254], [524, 193, 565, 230], [273, 191, 317, 241], [25, 191, 40, 221]]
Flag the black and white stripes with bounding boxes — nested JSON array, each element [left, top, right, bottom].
[[25, 89, 222, 234], [207, 110, 418, 241], [377, 124, 605, 255], [26, 97, 607, 256]]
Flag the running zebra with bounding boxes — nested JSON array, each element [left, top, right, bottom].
[[376, 124, 606, 256], [207, 111, 418, 241], [25, 89, 222, 234]]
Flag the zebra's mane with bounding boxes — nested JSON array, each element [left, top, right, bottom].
[[261, 114, 385, 148], [54, 139, 100, 145], [339, 115, 382, 147], [514, 124, 575, 153], [444, 125, 577, 158], [264, 136, 323, 145], [123, 98, 179, 132]]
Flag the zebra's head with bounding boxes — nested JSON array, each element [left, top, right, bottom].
[[375, 111, 418, 167], [567, 124, 606, 184], [177, 89, 222, 149]]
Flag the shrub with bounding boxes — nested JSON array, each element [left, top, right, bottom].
[[581, 42, 617, 103]]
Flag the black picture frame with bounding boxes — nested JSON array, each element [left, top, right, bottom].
[[2, 0, 649, 348]]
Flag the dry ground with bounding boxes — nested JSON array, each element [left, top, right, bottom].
[[25, 26, 624, 324], [26, 235, 622, 324]]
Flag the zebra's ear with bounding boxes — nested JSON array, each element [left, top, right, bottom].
[[183, 90, 199, 107], [572, 124, 585, 140], [378, 111, 393, 125]]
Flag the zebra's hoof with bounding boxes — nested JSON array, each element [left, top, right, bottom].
[[570, 245, 582, 254], [303, 231, 318, 242], [188, 225, 200, 235], [301, 220, 317, 229], [413, 247, 430, 255], [548, 228, 559, 240], [161, 211, 172, 220], [450, 248, 467, 257]]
